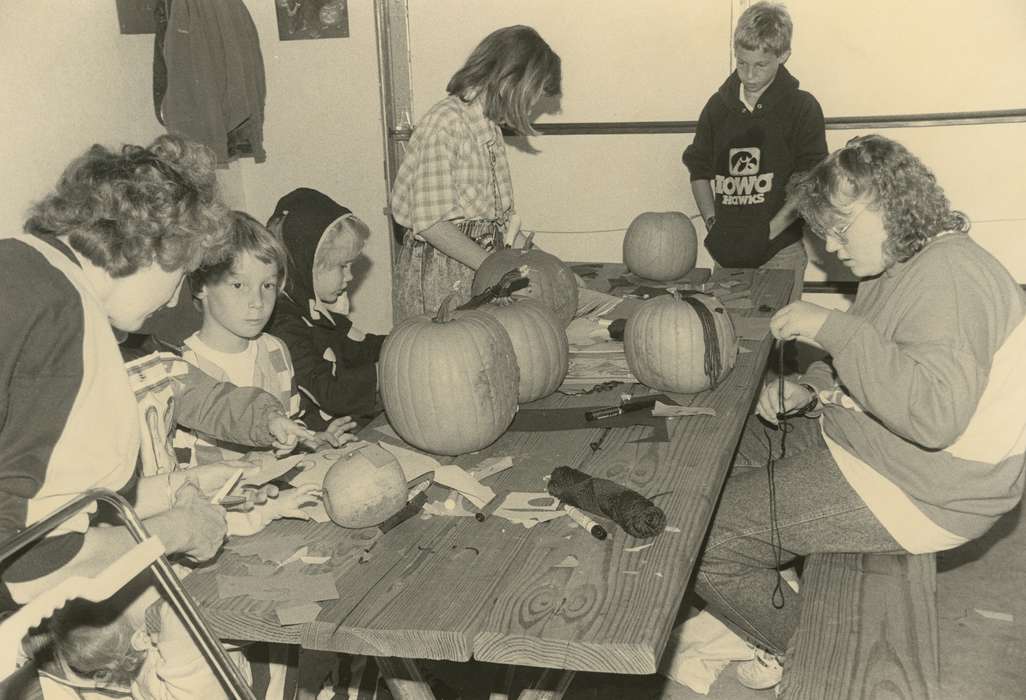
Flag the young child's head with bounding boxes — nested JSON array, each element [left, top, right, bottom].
[[190, 211, 288, 346], [312, 213, 370, 305], [45, 596, 149, 692], [733, 1, 792, 96], [447, 25, 561, 135]]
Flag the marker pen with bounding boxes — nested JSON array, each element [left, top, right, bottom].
[[563, 504, 608, 540]]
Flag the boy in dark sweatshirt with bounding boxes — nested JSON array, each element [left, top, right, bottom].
[[267, 188, 385, 430], [682, 1, 827, 302]]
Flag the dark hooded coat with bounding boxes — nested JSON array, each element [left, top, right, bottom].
[[267, 188, 385, 429]]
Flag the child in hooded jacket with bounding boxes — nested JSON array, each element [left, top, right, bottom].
[[682, 1, 827, 302], [267, 188, 385, 430]]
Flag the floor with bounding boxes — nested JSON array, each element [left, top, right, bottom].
[[420, 501, 1026, 700]]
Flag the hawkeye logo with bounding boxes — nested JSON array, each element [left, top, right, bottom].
[[714, 147, 774, 205]]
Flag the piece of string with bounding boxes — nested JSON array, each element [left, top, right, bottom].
[[682, 295, 722, 386], [765, 340, 791, 609]]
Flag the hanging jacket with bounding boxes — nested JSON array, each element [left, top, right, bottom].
[[682, 66, 827, 268], [267, 188, 385, 430], [160, 0, 266, 164]]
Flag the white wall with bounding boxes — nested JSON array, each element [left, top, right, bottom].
[[406, 1, 1026, 284], [236, 1, 392, 334], [0, 2, 162, 230]]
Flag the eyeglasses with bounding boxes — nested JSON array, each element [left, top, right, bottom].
[[811, 201, 870, 245]]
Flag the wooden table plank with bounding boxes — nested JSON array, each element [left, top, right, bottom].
[[184, 266, 792, 676]]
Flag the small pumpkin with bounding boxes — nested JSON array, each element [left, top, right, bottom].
[[623, 211, 698, 281], [322, 444, 409, 528], [480, 298, 569, 403], [379, 295, 519, 455], [624, 291, 737, 393], [473, 246, 579, 328]]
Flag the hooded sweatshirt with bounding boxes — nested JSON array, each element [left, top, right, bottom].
[[267, 189, 384, 429], [682, 66, 827, 268]]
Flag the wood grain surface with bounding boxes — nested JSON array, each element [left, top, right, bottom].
[[184, 266, 792, 675], [781, 552, 939, 700]]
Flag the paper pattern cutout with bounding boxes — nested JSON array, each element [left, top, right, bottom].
[[276, 603, 323, 626]]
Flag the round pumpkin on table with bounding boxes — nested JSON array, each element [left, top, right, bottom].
[[379, 295, 519, 456], [472, 246, 579, 328], [624, 291, 738, 393], [480, 298, 568, 403], [623, 211, 698, 282], [322, 444, 408, 528]]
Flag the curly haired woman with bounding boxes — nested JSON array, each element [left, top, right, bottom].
[[0, 135, 308, 617], [690, 135, 1026, 690]]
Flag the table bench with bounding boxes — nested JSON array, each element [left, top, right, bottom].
[[781, 552, 939, 699]]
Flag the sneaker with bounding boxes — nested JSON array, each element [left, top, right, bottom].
[[736, 647, 784, 690]]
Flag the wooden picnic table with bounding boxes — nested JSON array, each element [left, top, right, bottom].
[[183, 264, 793, 699]]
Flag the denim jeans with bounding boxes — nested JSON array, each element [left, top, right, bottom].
[[760, 239, 808, 304], [693, 415, 903, 655]]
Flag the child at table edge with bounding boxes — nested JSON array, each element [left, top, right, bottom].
[[682, 1, 827, 302]]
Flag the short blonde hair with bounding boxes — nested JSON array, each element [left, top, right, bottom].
[[314, 213, 370, 271], [734, 1, 793, 56]]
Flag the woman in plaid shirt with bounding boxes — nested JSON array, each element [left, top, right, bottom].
[[390, 25, 561, 322]]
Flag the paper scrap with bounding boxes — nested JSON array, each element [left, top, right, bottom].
[[554, 555, 579, 568], [471, 456, 514, 481], [497, 492, 560, 511], [225, 532, 310, 564], [730, 315, 772, 341], [276, 603, 322, 626], [974, 608, 1014, 622], [665, 526, 681, 533], [301, 555, 330, 565], [652, 401, 717, 417], [624, 543, 654, 553], [275, 546, 310, 570], [378, 441, 440, 482], [432, 465, 495, 508]]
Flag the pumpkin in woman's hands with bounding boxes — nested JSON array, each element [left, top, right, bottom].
[[379, 295, 519, 456], [623, 211, 698, 281], [480, 298, 568, 403], [625, 291, 737, 393], [322, 444, 408, 528], [473, 247, 579, 328]]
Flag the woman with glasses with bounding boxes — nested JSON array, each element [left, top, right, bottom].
[[690, 134, 1026, 690]]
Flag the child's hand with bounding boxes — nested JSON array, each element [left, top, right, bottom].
[[173, 460, 258, 502], [267, 484, 323, 520], [302, 416, 358, 451], [268, 415, 315, 452]]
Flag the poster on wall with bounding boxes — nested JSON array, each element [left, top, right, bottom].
[[275, 0, 349, 40]]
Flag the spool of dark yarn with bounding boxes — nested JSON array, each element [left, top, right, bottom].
[[547, 466, 666, 538]]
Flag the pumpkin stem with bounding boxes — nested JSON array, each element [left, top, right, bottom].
[[434, 294, 459, 323], [522, 230, 536, 251]]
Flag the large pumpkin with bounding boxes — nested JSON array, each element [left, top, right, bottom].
[[623, 212, 698, 281], [624, 292, 737, 393], [379, 296, 519, 455], [322, 444, 408, 528], [480, 298, 569, 403], [473, 247, 579, 328]]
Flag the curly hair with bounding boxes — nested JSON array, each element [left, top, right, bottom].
[[190, 210, 289, 292], [25, 134, 230, 278], [788, 134, 969, 263], [447, 25, 561, 136]]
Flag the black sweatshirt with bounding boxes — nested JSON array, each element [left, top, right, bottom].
[[682, 66, 827, 268]]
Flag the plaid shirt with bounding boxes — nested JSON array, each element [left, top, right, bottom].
[[391, 95, 514, 236]]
